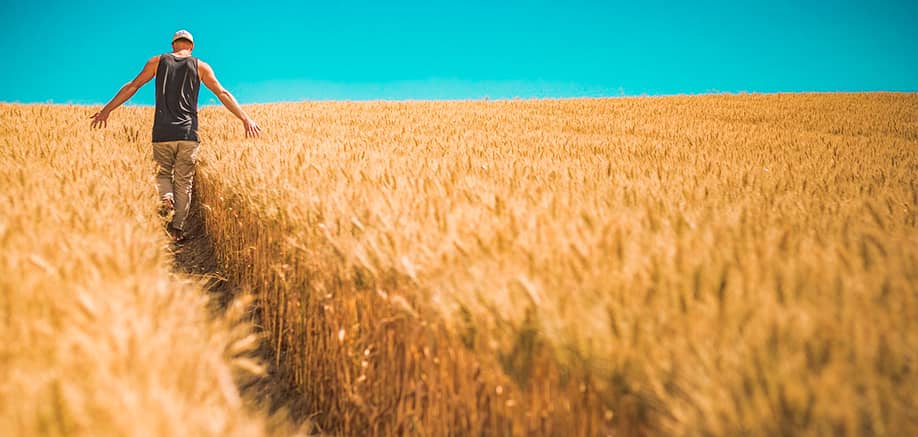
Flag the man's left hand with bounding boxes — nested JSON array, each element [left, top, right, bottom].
[[90, 110, 110, 129]]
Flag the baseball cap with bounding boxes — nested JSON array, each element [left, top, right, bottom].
[[172, 29, 194, 44]]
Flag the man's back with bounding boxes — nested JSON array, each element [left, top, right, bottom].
[[153, 53, 200, 142]]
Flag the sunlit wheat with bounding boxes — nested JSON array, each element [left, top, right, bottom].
[[3, 94, 915, 436], [0, 105, 281, 436]]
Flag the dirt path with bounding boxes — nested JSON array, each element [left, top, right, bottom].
[[168, 196, 316, 435]]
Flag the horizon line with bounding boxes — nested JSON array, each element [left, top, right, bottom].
[[1, 90, 916, 106]]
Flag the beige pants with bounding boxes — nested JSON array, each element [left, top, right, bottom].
[[152, 141, 199, 231]]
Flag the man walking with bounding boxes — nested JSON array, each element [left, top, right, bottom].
[[90, 29, 260, 242]]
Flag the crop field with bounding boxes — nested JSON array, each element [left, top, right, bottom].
[[0, 105, 294, 436], [2, 94, 916, 436]]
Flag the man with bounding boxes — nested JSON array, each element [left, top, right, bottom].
[[90, 29, 260, 242]]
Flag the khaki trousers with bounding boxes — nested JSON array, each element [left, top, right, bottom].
[[152, 141, 199, 231]]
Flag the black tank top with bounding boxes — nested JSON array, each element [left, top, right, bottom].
[[152, 54, 200, 142]]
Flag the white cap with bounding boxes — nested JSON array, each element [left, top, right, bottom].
[[172, 29, 194, 44]]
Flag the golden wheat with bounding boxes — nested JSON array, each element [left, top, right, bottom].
[[4, 93, 916, 436], [0, 105, 286, 436], [194, 94, 916, 436]]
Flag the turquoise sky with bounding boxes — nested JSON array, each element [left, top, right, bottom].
[[1, 0, 916, 104]]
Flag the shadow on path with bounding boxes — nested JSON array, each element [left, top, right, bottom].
[[167, 195, 318, 436]]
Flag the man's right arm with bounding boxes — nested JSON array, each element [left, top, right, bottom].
[[198, 61, 261, 138]]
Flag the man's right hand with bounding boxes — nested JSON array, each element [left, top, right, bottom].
[[243, 117, 261, 138], [198, 60, 261, 138]]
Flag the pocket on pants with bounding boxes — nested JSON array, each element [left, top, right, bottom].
[[152, 142, 175, 167], [177, 141, 200, 164]]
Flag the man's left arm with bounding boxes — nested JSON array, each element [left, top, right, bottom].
[[90, 55, 159, 129]]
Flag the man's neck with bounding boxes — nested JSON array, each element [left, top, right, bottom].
[[171, 49, 192, 57]]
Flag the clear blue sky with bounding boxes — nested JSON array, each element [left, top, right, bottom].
[[1, 0, 916, 104]]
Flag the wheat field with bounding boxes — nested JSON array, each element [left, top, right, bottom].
[[2, 94, 916, 436], [196, 93, 916, 435], [0, 105, 303, 436]]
